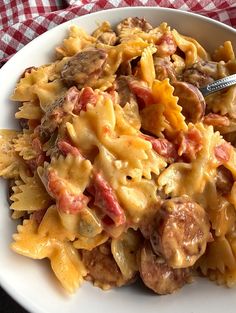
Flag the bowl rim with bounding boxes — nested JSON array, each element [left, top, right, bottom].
[[1, 6, 236, 73]]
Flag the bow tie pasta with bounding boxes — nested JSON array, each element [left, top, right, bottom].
[[2, 16, 236, 295]]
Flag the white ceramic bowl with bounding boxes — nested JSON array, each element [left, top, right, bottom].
[[0, 7, 236, 313]]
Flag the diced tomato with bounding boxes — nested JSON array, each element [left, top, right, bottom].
[[128, 80, 154, 108], [143, 134, 177, 162], [47, 169, 89, 214], [26, 136, 45, 171], [156, 33, 177, 57], [177, 128, 203, 160], [73, 87, 98, 115], [203, 113, 230, 127], [91, 172, 126, 226], [57, 140, 83, 158], [214, 142, 232, 164]]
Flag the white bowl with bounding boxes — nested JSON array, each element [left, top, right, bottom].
[[0, 7, 236, 313]]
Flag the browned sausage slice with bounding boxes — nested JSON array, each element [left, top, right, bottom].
[[150, 196, 210, 268], [96, 31, 117, 45], [116, 17, 153, 35], [82, 241, 129, 289], [172, 81, 206, 123], [114, 76, 137, 107], [39, 87, 80, 139], [216, 165, 234, 195], [139, 241, 191, 295], [61, 48, 107, 88], [153, 56, 176, 81], [182, 60, 219, 88]]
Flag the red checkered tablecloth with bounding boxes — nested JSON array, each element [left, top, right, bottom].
[[0, 0, 236, 66]]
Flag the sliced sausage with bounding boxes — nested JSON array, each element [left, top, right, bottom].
[[116, 17, 153, 35], [96, 31, 117, 45], [153, 56, 176, 81], [216, 165, 234, 195], [61, 48, 107, 88], [182, 60, 219, 88], [172, 81, 206, 123], [39, 87, 80, 139], [139, 241, 191, 295], [114, 76, 137, 107], [82, 241, 128, 288], [150, 196, 210, 268]]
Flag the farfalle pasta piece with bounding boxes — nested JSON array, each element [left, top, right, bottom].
[[11, 206, 87, 293], [92, 21, 117, 45], [197, 235, 236, 287], [11, 210, 26, 220], [212, 41, 235, 62], [11, 66, 50, 102], [56, 25, 96, 58], [206, 86, 236, 118], [46, 154, 92, 195], [99, 38, 149, 79], [171, 54, 186, 75], [172, 29, 199, 66], [0, 129, 24, 179], [111, 229, 141, 280], [13, 130, 36, 160], [116, 180, 159, 223], [15, 101, 43, 120], [73, 232, 109, 251], [59, 206, 103, 237], [38, 205, 75, 241], [34, 79, 66, 111], [208, 268, 236, 287], [208, 197, 236, 237], [38, 154, 93, 230], [158, 124, 224, 208], [118, 27, 161, 44], [140, 98, 167, 137], [151, 79, 187, 136], [139, 45, 157, 87], [119, 22, 168, 45], [38, 154, 92, 202], [67, 93, 151, 169], [182, 35, 210, 61], [93, 74, 116, 91], [10, 174, 51, 212], [114, 101, 141, 133]]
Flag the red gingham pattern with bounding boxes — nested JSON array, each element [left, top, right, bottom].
[[0, 0, 236, 66]]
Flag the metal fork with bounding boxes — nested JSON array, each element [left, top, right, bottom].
[[199, 74, 236, 97]]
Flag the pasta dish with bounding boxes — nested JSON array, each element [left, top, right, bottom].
[[1, 17, 236, 295]]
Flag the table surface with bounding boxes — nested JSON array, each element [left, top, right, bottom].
[[1, 287, 28, 313]]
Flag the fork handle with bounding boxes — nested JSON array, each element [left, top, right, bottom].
[[199, 74, 236, 97]]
